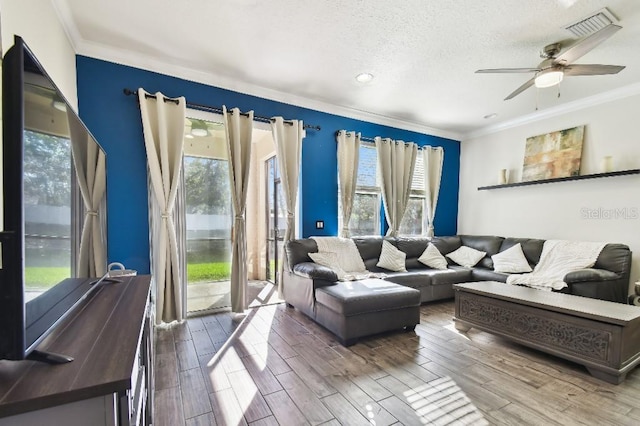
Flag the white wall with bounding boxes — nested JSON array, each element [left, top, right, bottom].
[[0, 0, 76, 233], [459, 93, 640, 294], [1, 0, 77, 109]]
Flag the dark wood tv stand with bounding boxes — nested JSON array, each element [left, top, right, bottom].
[[0, 275, 154, 425]]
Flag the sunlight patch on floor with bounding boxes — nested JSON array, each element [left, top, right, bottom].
[[403, 377, 488, 425], [444, 322, 472, 340]]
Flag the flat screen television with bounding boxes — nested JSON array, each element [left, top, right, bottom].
[[0, 36, 108, 363]]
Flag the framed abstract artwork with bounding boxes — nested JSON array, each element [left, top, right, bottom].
[[522, 125, 585, 181]]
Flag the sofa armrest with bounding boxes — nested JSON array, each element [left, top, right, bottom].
[[293, 262, 338, 284], [564, 268, 619, 283], [564, 268, 627, 303]]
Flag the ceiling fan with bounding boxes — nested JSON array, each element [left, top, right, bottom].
[[476, 24, 625, 100]]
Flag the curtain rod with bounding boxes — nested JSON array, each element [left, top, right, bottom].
[[123, 88, 321, 131], [336, 130, 429, 147], [334, 131, 376, 143]]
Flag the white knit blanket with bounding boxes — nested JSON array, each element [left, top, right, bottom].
[[506, 240, 606, 291], [311, 236, 385, 281]]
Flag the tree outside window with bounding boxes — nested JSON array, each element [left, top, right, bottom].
[[399, 153, 425, 236], [339, 143, 381, 236]]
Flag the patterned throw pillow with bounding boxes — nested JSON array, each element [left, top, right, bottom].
[[446, 245, 487, 268], [491, 243, 533, 273], [309, 251, 347, 280], [418, 243, 448, 269], [376, 240, 407, 272]]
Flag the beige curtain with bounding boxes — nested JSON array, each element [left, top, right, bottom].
[[375, 137, 418, 237], [423, 146, 445, 238], [336, 130, 360, 237], [68, 113, 107, 277], [139, 89, 186, 323], [223, 106, 254, 313], [271, 117, 304, 293]]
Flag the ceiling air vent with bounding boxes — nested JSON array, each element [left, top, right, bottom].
[[564, 7, 619, 37]]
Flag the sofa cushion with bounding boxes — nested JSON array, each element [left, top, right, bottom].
[[352, 236, 385, 262], [499, 237, 545, 266], [446, 246, 486, 268], [396, 237, 430, 258], [286, 238, 319, 267], [470, 268, 509, 282], [376, 240, 407, 272], [418, 243, 448, 269], [315, 279, 420, 316], [430, 236, 462, 256], [460, 235, 504, 269], [385, 268, 472, 288], [491, 243, 532, 273]]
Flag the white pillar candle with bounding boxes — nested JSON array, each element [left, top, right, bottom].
[[600, 156, 613, 173], [498, 169, 509, 184]]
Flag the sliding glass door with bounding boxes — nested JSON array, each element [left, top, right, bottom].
[[183, 117, 232, 314], [265, 156, 286, 285]]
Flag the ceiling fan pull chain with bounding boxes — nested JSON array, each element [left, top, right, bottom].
[[535, 87, 539, 111], [557, 81, 561, 98]]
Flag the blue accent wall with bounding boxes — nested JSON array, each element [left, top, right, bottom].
[[76, 56, 460, 274]]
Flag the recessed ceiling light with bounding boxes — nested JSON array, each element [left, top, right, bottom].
[[484, 113, 498, 119], [355, 72, 374, 83], [191, 128, 208, 137], [52, 100, 67, 112]]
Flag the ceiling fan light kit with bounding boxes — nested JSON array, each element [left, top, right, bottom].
[[475, 23, 624, 100], [534, 69, 564, 88]]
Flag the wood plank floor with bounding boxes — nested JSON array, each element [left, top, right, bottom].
[[154, 300, 640, 425]]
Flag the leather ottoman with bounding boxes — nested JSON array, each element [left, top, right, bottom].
[[314, 278, 421, 346]]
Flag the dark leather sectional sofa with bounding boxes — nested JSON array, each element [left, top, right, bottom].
[[283, 234, 632, 344]]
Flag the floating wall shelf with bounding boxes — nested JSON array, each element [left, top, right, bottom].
[[477, 169, 640, 191]]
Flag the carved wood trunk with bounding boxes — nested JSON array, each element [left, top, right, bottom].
[[453, 281, 640, 384]]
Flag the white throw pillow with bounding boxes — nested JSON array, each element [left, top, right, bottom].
[[446, 245, 486, 268], [418, 243, 448, 269], [309, 251, 347, 280], [491, 243, 533, 273], [376, 240, 407, 272]]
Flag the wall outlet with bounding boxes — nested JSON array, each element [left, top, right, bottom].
[[315, 220, 324, 229]]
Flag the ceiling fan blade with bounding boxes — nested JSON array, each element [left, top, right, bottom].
[[564, 64, 625, 76], [476, 68, 540, 74], [504, 77, 535, 100], [554, 24, 622, 65]]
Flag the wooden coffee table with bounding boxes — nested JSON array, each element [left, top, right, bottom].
[[453, 281, 640, 384]]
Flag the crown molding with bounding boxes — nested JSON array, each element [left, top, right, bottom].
[[464, 82, 640, 140], [51, 0, 80, 52], [62, 34, 462, 141]]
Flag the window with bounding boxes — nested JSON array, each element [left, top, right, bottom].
[[339, 143, 381, 236], [399, 153, 425, 236]]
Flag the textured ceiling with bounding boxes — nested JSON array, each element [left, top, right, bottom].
[[54, 0, 640, 138]]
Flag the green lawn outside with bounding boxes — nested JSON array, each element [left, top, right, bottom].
[[24, 267, 71, 289], [23, 263, 230, 288], [187, 262, 231, 283]]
